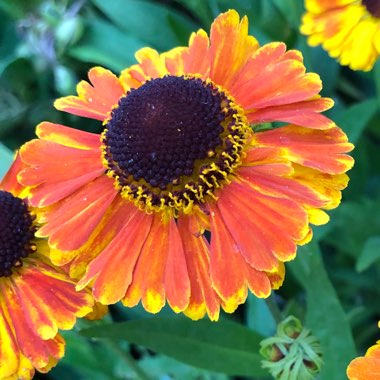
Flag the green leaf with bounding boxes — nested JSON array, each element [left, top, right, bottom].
[[333, 99, 378, 144], [356, 236, 380, 272], [246, 296, 276, 337], [0, 14, 20, 75], [289, 243, 356, 380], [271, 0, 304, 29], [90, 0, 197, 51], [374, 60, 380, 108], [179, 0, 214, 27], [69, 18, 145, 72], [0, 0, 42, 19], [0, 142, 14, 179], [139, 355, 229, 380], [310, 46, 340, 96], [325, 199, 380, 259], [51, 330, 134, 380], [80, 316, 268, 376]]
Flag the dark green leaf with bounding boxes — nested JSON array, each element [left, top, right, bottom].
[[179, 0, 214, 27], [80, 317, 268, 376], [69, 18, 145, 72], [373, 60, 380, 108], [356, 236, 380, 272], [246, 296, 276, 336], [51, 330, 134, 380], [289, 243, 356, 380], [0, 142, 14, 179], [90, 0, 197, 50], [325, 199, 380, 258], [334, 99, 378, 144], [271, 0, 304, 28]]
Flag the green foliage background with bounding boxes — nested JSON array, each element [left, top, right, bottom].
[[0, 0, 379, 379]]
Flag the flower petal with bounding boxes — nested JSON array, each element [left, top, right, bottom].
[[36, 175, 117, 251], [184, 30, 211, 77], [78, 209, 152, 305], [217, 181, 308, 264], [347, 342, 380, 380], [253, 125, 354, 174], [123, 215, 190, 314], [0, 298, 20, 378], [209, 9, 259, 88], [54, 67, 125, 120], [123, 214, 170, 313], [164, 218, 191, 313], [19, 127, 104, 207], [35, 122, 100, 150], [178, 216, 220, 321], [208, 203, 248, 313], [248, 98, 336, 130], [135, 47, 169, 78], [12, 258, 93, 339]]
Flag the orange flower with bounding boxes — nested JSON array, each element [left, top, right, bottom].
[[347, 341, 380, 379], [301, 0, 380, 71], [0, 155, 94, 379], [19, 10, 354, 321]]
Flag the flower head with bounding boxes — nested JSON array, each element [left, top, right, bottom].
[[347, 341, 380, 380], [347, 322, 380, 380], [301, 0, 380, 71], [260, 316, 323, 380], [0, 155, 94, 379], [19, 10, 354, 321]]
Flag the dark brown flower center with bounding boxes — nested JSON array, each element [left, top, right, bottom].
[[363, 0, 380, 17], [104, 76, 228, 189], [102, 75, 250, 215], [0, 190, 36, 277]]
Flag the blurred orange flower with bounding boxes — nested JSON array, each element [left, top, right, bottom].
[[347, 341, 380, 379], [301, 0, 380, 71], [0, 155, 94, 380], [19, 10, 353, 321]]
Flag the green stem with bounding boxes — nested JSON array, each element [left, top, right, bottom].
[[265, 295, 283, 325], [107, 341, 153, 380]]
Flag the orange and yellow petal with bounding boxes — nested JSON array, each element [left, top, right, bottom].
[[301, 0, 380, 71], [304, 0, 356, 13], [163, 218, 191, 313], [78, 207, 152, 304], [181, 30, 211, 77], [6, 255, 93, 338], [36, 175, 117, 251], [19, 124, 103, 208], [120, 48, 170, 86], [338, 16, 379, 71], [123, 215, 190, 314], [291, 164, 349, 210], [178, 216, 220, 321], [253, 125, 354, 174], [0, 253, 93, 379], [65, 196, 137, 278], [217, 181, 309, 265], [209, 9, 259, 88], [54, 67, 125, 120], [231, 42, 322, 110], [208, 203, 248, 311], [347, 342, 380, 380], [247, 98, 336, 130]]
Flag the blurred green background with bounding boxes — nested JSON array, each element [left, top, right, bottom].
[[1, 0, 380, 379]]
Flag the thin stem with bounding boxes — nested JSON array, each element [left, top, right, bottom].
[[107, 340, 153, 380], [265, 295, 283, 325]]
